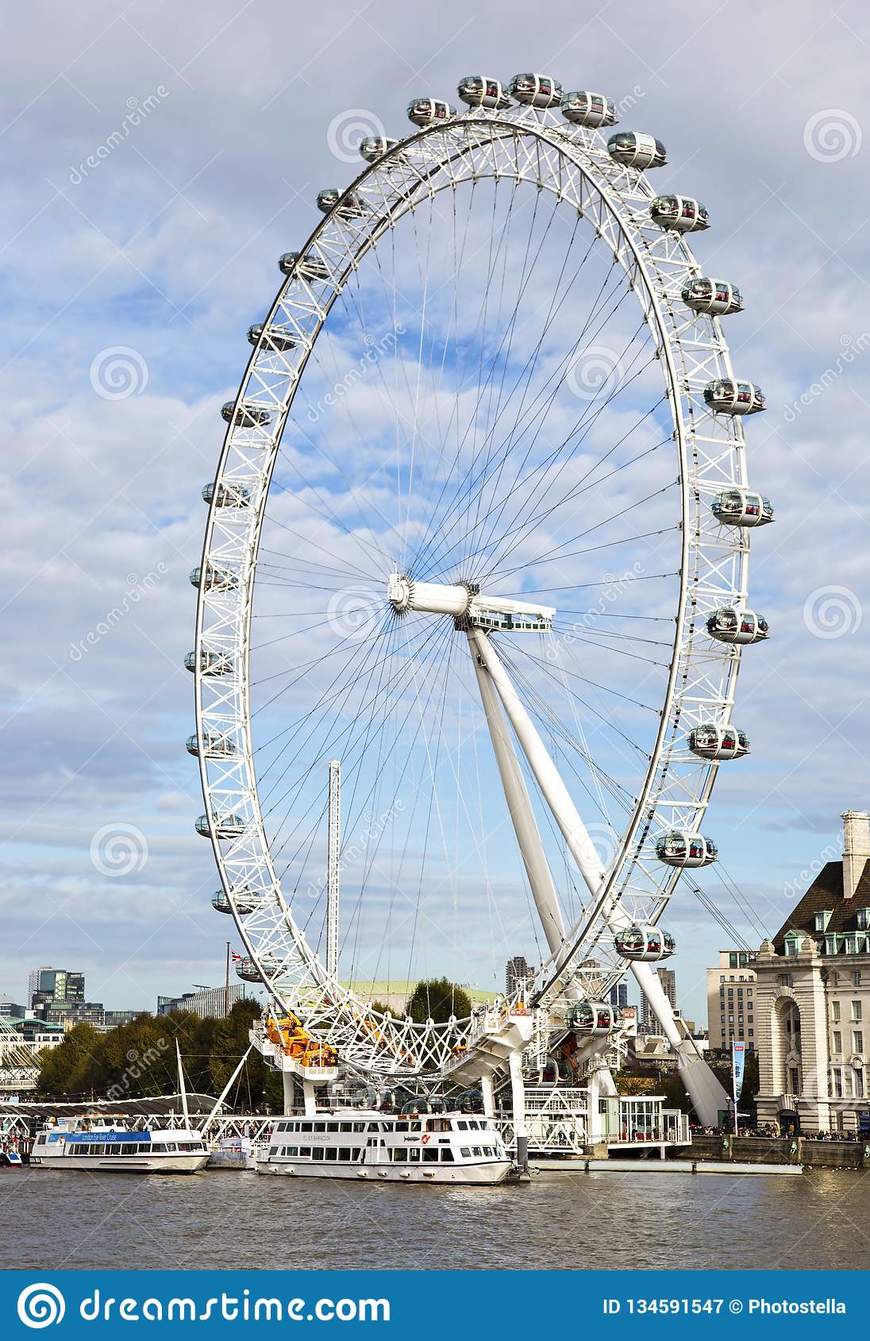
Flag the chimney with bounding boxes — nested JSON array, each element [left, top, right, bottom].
[[841, 810, 870, 899]]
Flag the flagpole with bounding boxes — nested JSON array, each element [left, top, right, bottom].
[[224, 940, 230, 1018]]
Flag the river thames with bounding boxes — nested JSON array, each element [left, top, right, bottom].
[[3, 1167, 869, 1270]]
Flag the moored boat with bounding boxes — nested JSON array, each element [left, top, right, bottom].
[[257, 1109, 512, 1184], [30, 1120, 209, 1174]]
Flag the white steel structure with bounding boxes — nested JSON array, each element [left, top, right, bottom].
[[189, 74, 771, 1125]]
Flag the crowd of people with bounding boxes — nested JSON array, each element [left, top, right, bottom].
[[691, 1122, 865, 1141]]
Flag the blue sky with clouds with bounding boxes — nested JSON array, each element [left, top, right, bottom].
[[3, 0, 870, 1023]]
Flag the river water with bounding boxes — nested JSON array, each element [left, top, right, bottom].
[[3, 1166, 870, 1271]]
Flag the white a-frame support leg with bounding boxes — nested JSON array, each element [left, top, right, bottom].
[[468, 628, 729, 1128]]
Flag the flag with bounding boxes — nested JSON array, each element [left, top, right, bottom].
[[732, 1040, 747, 1100], [231, 951, 243, 962]]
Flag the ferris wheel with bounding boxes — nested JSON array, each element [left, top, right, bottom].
[[187, 74, 770, 1120]]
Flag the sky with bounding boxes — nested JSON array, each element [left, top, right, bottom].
[[2, 0, 870, 1025]]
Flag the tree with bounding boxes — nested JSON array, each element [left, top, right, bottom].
[[405, 977, 472, 1024]]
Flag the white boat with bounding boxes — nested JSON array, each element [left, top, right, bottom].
[[30, 1120, 209, 1174], [257, 1109, 513, 1184]]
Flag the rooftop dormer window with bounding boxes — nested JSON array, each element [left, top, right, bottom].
[[815, 909, 833, 932]]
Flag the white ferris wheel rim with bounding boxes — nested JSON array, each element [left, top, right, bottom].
[[192, 99, 753, 1078]]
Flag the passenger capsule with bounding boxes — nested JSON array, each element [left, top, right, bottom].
[[189, 563, 238, 592], [703, 379, 765, 415], [316, 187, 366, 218], [235, 953, 281, 982], [202, 481, 251, 508], [195, 811, 246, 840], [184, 649, 231, 676], [615, 924, 676, 962], [682, 277, 743, 316], [407, 98, 456, 127], [706, 607, 769, 645], [560, 90, 618, 127], [650, 194, 709, 233], [279, 251, 330, 281], [221, 400, 271, 428], [359, 136, 399, 163], [655, 830, 718, 868], [567, 1001, 621, 1035], [212, 888, 261, 915], [688, 724, 750, 761], [508, 73, 562, 108], [186, 731, 234, 759], [712, 488, 774, 528], [607, 131, 667, 169], [457, 75, 512, 109], [247, 322, 296, 353]]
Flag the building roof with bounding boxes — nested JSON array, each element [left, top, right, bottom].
[[773, 859, 870, 951]]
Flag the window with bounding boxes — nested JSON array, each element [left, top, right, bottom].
[[325, 1147, 337, 1161], [460, 1147, 471, 1157], [853, 970, 863, 987], [832, 1031, 842, 1053], [393, 1148, 407, 1162], [853, 1032, 864, 1054], [312, 1148, 324, 1161], [832, 1001, 841, 1023], [422, 1148, 438, 1163], [852, 1001, 862, 1022], [778, 973, 794, 987], [440, 1149, 454, 1163], [832, 1068, 844, 1098]]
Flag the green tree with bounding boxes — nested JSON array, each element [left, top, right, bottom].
[[405, 977, 472, 1024]]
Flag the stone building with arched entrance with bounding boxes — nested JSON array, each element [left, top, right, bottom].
[[755, 812, 870, 1135]]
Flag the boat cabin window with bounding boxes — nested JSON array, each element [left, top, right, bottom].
[[441, 1148, 454, 1162], [312, 1148, 324, 1161], [423, 1148, 439, 1163]]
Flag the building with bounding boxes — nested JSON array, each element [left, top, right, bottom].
[[706, 950, 757, 1051], [157, 984, 247, 1020], [102, 1010, 148, 1030], [640, 967, 677, 1031], [0, 997, 25, 1019], [43, 1000, 104, 1028], [29, 966, 86, 1018], [505, 956, 533, 997], [609, 981, 629, 1011], [755, 811, 870, 1135]]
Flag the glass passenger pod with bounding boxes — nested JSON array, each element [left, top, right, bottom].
[[457, 75, 512, 109], [706, 607, 769, 645], [247, 322, 296, 353], [212, 888, 261, 915], [359, 136, 399, 163], [316, 188, 367, 219], [614, 924, 676, 962], [681, 277, 743, 316], [220, 400, 272, 428], [235, 953, 281, 982], [202, 481, 251, 508], [195, 812, 246, 839], [185, 732, 234, 758], [560, 91, 618, 127], [184, 649, 232, 676], [568, 1001, 620, 1035], [508, 73, 562, 107], [607, 131, 667, 169], [703, 379, 765, 415], [688, 723, 750, 761], [279, 251, 331, 281], [407, 98, 456, 127], [655, 830, 718, 868], [712, 488, 774, 528], [650, 194, 710, 233], [189, 564, 238, 592]]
